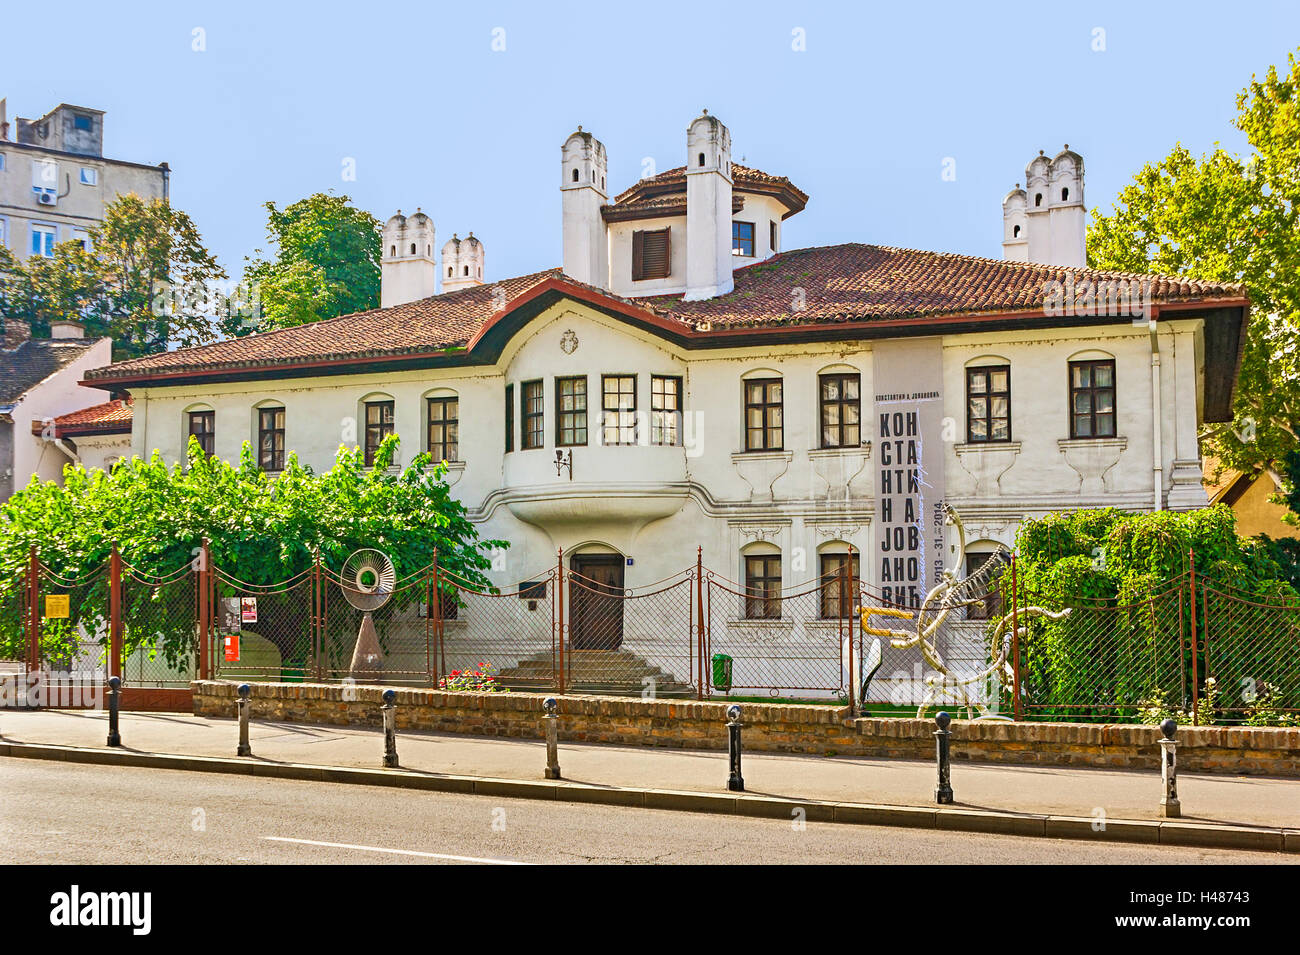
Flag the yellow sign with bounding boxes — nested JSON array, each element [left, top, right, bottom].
[[44, 594, 70, 619]]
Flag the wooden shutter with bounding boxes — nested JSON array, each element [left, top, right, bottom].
[[632, 229, 645, 281], [632, 228, 670, 281]]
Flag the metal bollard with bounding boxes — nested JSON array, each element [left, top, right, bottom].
[[726, 704, 744, 792], [1158, 718, 1180, 818], [543, 697, 561, 779], [934, 711, 954, 804], [106, 676, 121, 747], [381, 689, 398, 768], [236, 684, 252, 756]]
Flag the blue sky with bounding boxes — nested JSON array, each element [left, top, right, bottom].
[[8, 1, 1298, 281]]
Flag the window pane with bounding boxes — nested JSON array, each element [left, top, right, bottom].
[[822, 378, 839, 401], [1073, 393, 1091, 414], [1096, 392, 1114, 414], [1074, 414, 1091, 437], [990, 370, 1008, 393], [968, 373, 987, 395], [1094, 363, 1113, 387]]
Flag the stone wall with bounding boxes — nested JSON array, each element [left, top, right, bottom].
[[191, 681, 1300, 777]]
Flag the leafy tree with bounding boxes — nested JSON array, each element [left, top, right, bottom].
[[1087, 48, 1300, 486], [1007, 506, 1298, 722], [0, 435, 503, 669], [0, 194, 226, 359], [236, 192, 381, 334]]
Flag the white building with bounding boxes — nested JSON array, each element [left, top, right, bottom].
[[0, 99, 169, 261], [79, 112, 1248, 695], [0, 319, 123, 499]]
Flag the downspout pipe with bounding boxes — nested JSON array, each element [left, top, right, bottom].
[[1150, 324, 1163, 511]]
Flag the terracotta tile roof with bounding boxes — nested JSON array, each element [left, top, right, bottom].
[[82, 244, 1246, 385], [601, 193, 745, 222], [86, 269, 569, 382], [642, 243, 1246, 329], [0, 338, 98, 404], [612, 163, 808, 217], [33, 398, 134, 437]]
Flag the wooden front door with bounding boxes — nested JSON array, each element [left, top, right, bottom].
[[569, 554, 625, 650]]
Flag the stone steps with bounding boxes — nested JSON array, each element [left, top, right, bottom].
[[494, 649, 697, 697]]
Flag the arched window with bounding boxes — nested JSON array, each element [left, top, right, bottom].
[[698, 152, 706, 167], [1013, 224, 1021, 237], [410, 243, 416, 255], [741, 545, 781, 619], [252, 401, 286, 472], [463, 266, 469, 276], [572, 168, 579, 182], [447, 267, 453, 277], [1061, 187, 1069, 201], [390, 245, 396, 256], [1034, 193, 1043, 207]]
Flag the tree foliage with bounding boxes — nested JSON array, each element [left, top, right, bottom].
[[0, 435, 503, 664], [1007, 506, 1299, 722], [235, 192, 381, 334], [0, 194, 225, 360], [1087, 47, 1300, 482]]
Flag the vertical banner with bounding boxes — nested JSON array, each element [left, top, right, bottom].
[[872, 338, 946, 609]]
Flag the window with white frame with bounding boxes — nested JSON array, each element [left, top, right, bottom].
[[79, 167, 97, 186], [30, 224, 56, 258], [31, 160, 58, 203], [0, 217, 7, 250]]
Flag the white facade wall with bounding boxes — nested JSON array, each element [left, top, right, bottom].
[[128, 303, 1207, 577], [5, 338, 115, 495]]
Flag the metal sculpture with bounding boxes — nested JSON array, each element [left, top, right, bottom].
[[341, 548, 396, 681], [859, 504, 1070, 718]]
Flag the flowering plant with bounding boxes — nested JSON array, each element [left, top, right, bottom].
[[439, 662, 510, 693]]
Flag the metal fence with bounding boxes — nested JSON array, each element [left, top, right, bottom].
[[4, 541, 1299, 724]]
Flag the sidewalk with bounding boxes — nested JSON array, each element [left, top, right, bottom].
[[3, 707, 1297, 834]]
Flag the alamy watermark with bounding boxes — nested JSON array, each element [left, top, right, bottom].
[[1043, 276, 1152, 325]]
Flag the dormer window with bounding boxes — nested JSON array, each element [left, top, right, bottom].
[[732, 221, 754, 257], [73, 113, 92, 132], [631, 228, 671, 281]]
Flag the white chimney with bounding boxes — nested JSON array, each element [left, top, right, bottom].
[[1005, 147, 1085, 268], [560, 127, 609, 289], [684, 110, 733, 301], [442, 232, 485, 292], [50, 319, 86, 339], [380, 208, 437, 308]]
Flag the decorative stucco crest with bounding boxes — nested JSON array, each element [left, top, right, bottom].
[[560, 329, 579, 355]]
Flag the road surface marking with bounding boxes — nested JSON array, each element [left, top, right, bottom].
[[263, 836, 531, 865]]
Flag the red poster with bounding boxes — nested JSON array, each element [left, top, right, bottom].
[[224, 633, 240, 662]]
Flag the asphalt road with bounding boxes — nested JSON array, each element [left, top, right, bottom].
[[2, 760, 1293, 865]]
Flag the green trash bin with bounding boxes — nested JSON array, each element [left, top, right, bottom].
[[711, 653, 733, 693]]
